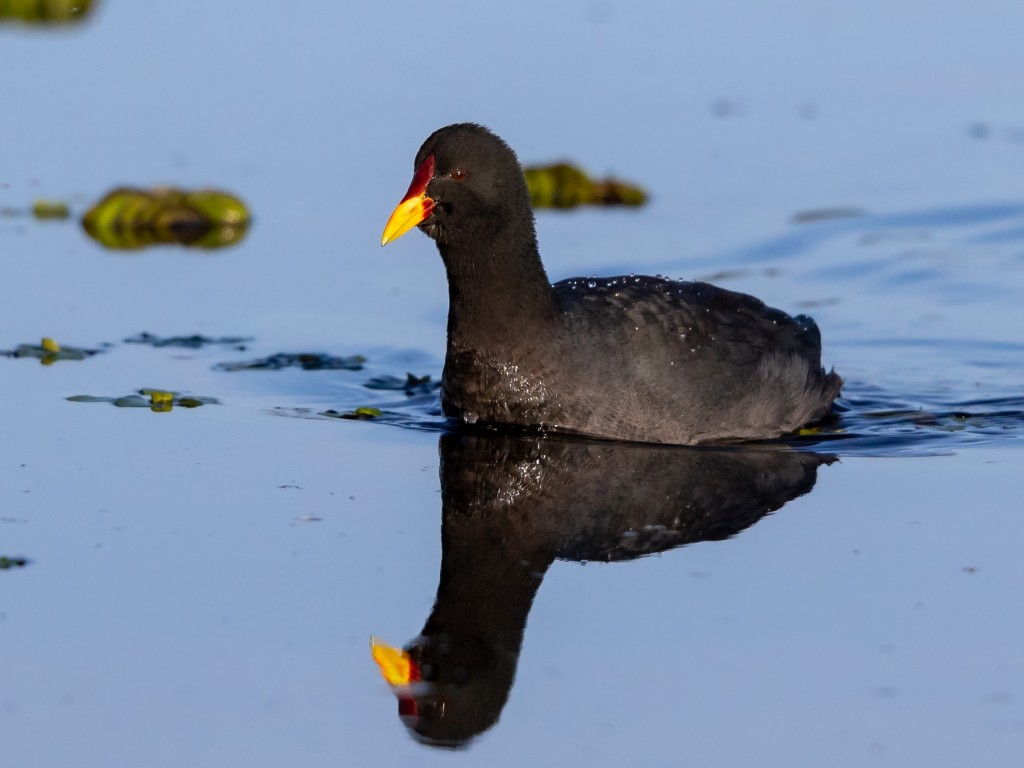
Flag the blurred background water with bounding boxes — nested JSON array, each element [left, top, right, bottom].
[[2, 2, 1023, 766]]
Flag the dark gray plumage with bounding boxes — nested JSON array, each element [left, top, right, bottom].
[[392, 123, 842, 444]]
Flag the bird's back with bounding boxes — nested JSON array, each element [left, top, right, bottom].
[[542, 275, 842, 443]]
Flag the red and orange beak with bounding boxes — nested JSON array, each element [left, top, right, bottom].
[[381, 154, 436, 246]]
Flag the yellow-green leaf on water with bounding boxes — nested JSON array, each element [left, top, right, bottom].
[[334, 406, 385, 420], [40, 337, 61, 353], [524, 163, 648, 209], [31, 200, 70, 219], [70, 390, 219, 410], [184, 190, 250, 225], [524, 163, 592, 209], [148, 390, 175, 405], [81, 186, 250, 251], [590, 178, 648, 206], [0, 0, 94, 24]]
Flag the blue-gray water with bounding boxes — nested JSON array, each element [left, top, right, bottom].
[[2, 2, 1023, 766]]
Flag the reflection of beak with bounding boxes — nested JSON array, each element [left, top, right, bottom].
[[370, 636, 421, 685], [381, 154, 436, 246]]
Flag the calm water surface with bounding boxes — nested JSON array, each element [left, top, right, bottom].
[[2, 3, 1023, 766]]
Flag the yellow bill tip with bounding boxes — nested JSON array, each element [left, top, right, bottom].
[[370, 636, 418, 686], [381, 196, 434, 246]]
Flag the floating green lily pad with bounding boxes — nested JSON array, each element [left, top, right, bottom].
[[2, 338, 102, 364], [124, 332, 252, 349], [68, 389, 219, 412], [325, 406, 383, 420], [0, 0, 93, 24], [215, 353, 367, 372], [524, 163, 648, 209], [81, 186, 250, 250]]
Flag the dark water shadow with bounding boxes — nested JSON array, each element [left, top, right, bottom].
[[373, 431, 834, 748]]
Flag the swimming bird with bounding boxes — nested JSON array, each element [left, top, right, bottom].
[[381, 123, 842, 444]]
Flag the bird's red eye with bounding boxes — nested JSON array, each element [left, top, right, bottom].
[[451, 168, 467, 181]]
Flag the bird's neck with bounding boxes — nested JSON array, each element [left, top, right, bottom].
[[438, 227, 558, 355]]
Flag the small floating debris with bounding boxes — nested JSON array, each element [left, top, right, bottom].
[[364, 372, 438, 396], [790, 207, 867, 224], [124, 331, 252, 350], [2, 337, 102, 365], [0, 0, 93, 24], [523, 163, 647, 209], [81, 186, 250, 250], [215, 352, 366, 372], [793, 297, 841, 309], [31, 200, 71, 219], [0, 556, 29, 570], [325, 406, 383, 420], [67, 389, 219, 412]]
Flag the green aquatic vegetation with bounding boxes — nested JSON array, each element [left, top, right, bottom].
[[2, 338, 102, 364], [0, 0, 93, 23], [67, 389, 219, 412], [364, 372, 438, 396], [31, 200, 71, 219], [183, 190, 249, 225], [0, 556, 29, 570], [325, 406, 383, 420], [523, 163, 647, 209], [124, 332, 252, 349], [215, 352, 367, 372], [81, 186, 250, 250]]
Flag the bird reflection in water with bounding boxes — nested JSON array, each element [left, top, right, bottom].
[[372, 431, 835, 748]]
